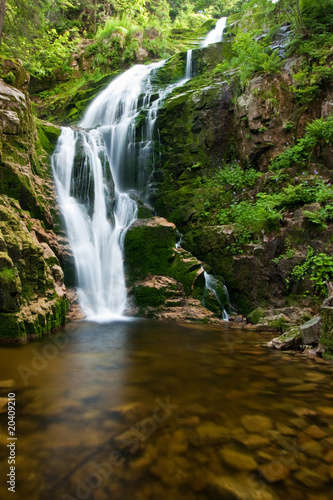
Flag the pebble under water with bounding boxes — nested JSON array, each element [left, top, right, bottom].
[[0, 320, 333, 499]]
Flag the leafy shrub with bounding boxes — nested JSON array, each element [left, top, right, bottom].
[[209, 162, 262, 191], [288, 246, 333, 296]]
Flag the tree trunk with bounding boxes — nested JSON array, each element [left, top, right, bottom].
[[0, 0, 6, 46]]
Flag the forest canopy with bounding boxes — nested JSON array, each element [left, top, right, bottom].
[[1, 1, 333, 79]]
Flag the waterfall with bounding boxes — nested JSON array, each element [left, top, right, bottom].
[[185, 49, 193, 80], [203, 271, 230, 321], [201, 17, 227, 47], [52, 58, 198, 321], [52, 18, 231, 322]]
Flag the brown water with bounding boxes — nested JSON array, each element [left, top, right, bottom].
[[0, 320, 333, 500]]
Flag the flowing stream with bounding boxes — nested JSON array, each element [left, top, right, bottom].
[[52, 19, 228, 321]]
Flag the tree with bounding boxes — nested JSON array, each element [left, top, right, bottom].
[[0, 0, 6, 45]]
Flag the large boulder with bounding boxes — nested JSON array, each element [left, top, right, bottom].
[[124, 217, 221, 321]]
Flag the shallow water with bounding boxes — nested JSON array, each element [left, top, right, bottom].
[[0, 320, 332, 499]]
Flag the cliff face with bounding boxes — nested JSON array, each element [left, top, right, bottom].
[[0, 60, 69, 340], [150, 44, 333, 316]]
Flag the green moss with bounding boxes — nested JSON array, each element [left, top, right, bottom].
[[134, 285, 168, 308], [124, 220, 177, 282], [247, 307, 265, 324], [36, 119, 61, 155], [322, 350, 333, 361], [0, 313, 26, 339]]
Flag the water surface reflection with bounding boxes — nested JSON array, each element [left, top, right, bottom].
[[0, 320, 332, 499]]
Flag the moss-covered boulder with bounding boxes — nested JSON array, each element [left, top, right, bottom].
[[124, 217, 220, 322]]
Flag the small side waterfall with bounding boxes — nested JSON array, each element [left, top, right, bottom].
[[201, 17, 227, 47], [203, 272, 230, 321]]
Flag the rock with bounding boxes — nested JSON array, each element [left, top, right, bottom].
[[0, 397, 7, 413], [234, 434, 271, 450], [300, 316, 322, 345], [196, 422, 229, 442], [266, 326, 302, 350], [259, 461, 290, 482], [294, 467, 329, 490], [301, 439, 323, 459], [0, 63, 70, 340], [317, 406, 333, 416], [304, 425, 327, 440], [323, 449, 333, 463], [219, 447, 258, 471], [241, 415, 273, 433], [207, 472, 276, 500], [150, 456, 191, 486], [247, 307, 266, 324]]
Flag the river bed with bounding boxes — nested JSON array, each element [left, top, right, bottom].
[[0, 320, 332, 499]]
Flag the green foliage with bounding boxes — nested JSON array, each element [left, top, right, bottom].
[[288, 246, 333, 296], [215, 30, 282, 85], [209, 162, 261, 191], [272, 116, 333, 169]]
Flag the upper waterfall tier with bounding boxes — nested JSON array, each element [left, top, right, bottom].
[[201, 17, 227, 47]]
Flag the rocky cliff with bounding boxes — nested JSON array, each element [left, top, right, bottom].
[[0, 59, 69, 340], [149, 37, 333, 321]]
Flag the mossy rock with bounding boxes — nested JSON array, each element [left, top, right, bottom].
[[124, 217, 177, 282], [0, 312, 26, 339], [247, 307, 266, 325], [36, 119, 61, 155], [322, 350, 333, 362]]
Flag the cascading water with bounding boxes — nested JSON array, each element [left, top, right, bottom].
[[52, 63, 164, 321], [203, 271, 231, 321], [185, 49, 193, 80], [52, 19, 229, 321], [201, 17, 227, 47]]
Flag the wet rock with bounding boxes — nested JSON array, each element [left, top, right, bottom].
[[294, 467, 329, 490], [196, 422, 229, 442], [0, 397, 7, 413], [266, 326, 302, 350], [292, 407, 319, 418], [317, 406, 333, 417], [0, 379, 14, 388], [287, 383, 318, 393], [241, 415, 273, 433], [305, 425, 327, 440], [150, 456, 191, 486], [235, 434, 271, 450], [301, 439, 323, 459], [207, 472, 276, 500], [323, 449, 333, 463], [219, 447, 258, 471], [259, 461, 290, 482]]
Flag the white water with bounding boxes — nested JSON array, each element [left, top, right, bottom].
[[201, 17, 227, 47], [52, 63, 166, 321], [185, 49, 193, 80], [52, 19, 230, 321], [204, 271, 229, 321]]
